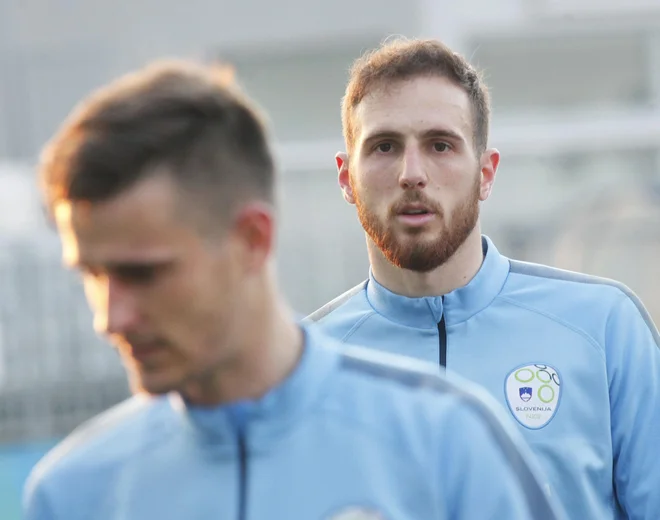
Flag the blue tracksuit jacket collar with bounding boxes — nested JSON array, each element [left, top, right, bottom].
[[366, 236, 510, 328], [169, 325, 336, 447]]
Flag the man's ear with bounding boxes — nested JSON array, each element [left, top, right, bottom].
[[336, 152, 356, 205], [232, 202, 275, 274], [478, 148, 500, 202]]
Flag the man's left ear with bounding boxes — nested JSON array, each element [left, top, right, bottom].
[[479, 148, 500, 202]]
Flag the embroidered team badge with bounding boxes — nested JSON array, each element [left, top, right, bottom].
[[505, 363, 561, 429]]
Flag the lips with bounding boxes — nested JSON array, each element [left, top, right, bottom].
[[131, 346, 162, 362], [398, 204, 433, 216], [126, 340, 166, 363], [392, 201, 437, 227]]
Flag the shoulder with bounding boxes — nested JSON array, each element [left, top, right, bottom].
[[304, 281, 375, 339], [506, 260, 633, 301], [500, 259, 660, 357], [312, 341, 523, 471], [334, 344, 515, 436], [305, 281, 367, 323], [24, 395, 168, 501], [503, 259, 647, 322], [331, 346, 555, 515]]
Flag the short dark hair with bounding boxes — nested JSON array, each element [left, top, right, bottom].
[[39, 60, 275, 218], [342, 38, 491, 153]]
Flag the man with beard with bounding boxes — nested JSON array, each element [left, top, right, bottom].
[[307, 38, 660, 520], [22, 60, 562, 520]]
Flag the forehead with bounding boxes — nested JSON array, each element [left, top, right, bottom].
[[353, 75, 473, 145], [55, 174, 193, 267]]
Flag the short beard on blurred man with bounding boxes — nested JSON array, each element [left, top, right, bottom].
[[353, 171, 481, 273]]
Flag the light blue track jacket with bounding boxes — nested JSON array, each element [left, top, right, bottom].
[[23, 325, 562, 520], [307, 236, 660, 520]]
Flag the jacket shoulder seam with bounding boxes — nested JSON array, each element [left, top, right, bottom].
[[341, 311, 379, 343], [497, 295, 607, 362], [305, 281, 366, 323]]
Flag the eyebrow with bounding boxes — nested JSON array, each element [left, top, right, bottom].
[[361, 128, 466, 149]]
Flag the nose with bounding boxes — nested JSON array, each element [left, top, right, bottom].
[[399, 146, 428, 189], [93, 276, 141, 338]]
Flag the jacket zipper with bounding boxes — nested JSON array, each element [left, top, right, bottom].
[[237, 431, 248, 520], [438, 296, 447, 367]]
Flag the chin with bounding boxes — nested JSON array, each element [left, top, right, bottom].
[[394, 232, 442, 250], [129, 371, 182, 397]]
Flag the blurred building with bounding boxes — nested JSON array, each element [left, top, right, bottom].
[[0, 0, 659, 449]]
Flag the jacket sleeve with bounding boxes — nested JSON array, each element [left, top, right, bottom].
[[606, 291, 660, 519], [438, 393, 566, 520]]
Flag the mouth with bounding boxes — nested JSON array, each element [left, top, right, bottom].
[[397, 202, 435, 215], [396, 204, 436, 225], [128, 342, 166, 363]]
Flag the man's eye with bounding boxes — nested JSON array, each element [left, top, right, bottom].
[[113, 265, 157, 284], [434, 142, 450, 152], [376, 143, 393, 153]]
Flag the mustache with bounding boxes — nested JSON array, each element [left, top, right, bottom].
[[389, 192, 443, 217]]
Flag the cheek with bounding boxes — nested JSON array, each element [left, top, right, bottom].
[[432, 160, 478, 193], [159, 272, 232, 365], [146, 263, 218, 335], [184, 271, 229, 325], [354, 163, 398, 206], [367, 159, 400, 188], [188, 256, 238, 325]]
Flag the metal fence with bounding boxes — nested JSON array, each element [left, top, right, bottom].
[[0, 235, 129, 444]]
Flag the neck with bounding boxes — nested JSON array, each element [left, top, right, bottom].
[[181, 272, 304, 406], [368, 226, 485, 297]]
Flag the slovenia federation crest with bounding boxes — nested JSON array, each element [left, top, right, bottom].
[[505, 363, 561, 429]]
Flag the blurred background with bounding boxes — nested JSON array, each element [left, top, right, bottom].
[[2, 0, 660, 516]]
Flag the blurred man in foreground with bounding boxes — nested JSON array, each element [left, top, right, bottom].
[[308, 37, 660, 519], [22, 60, 562, 520]]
